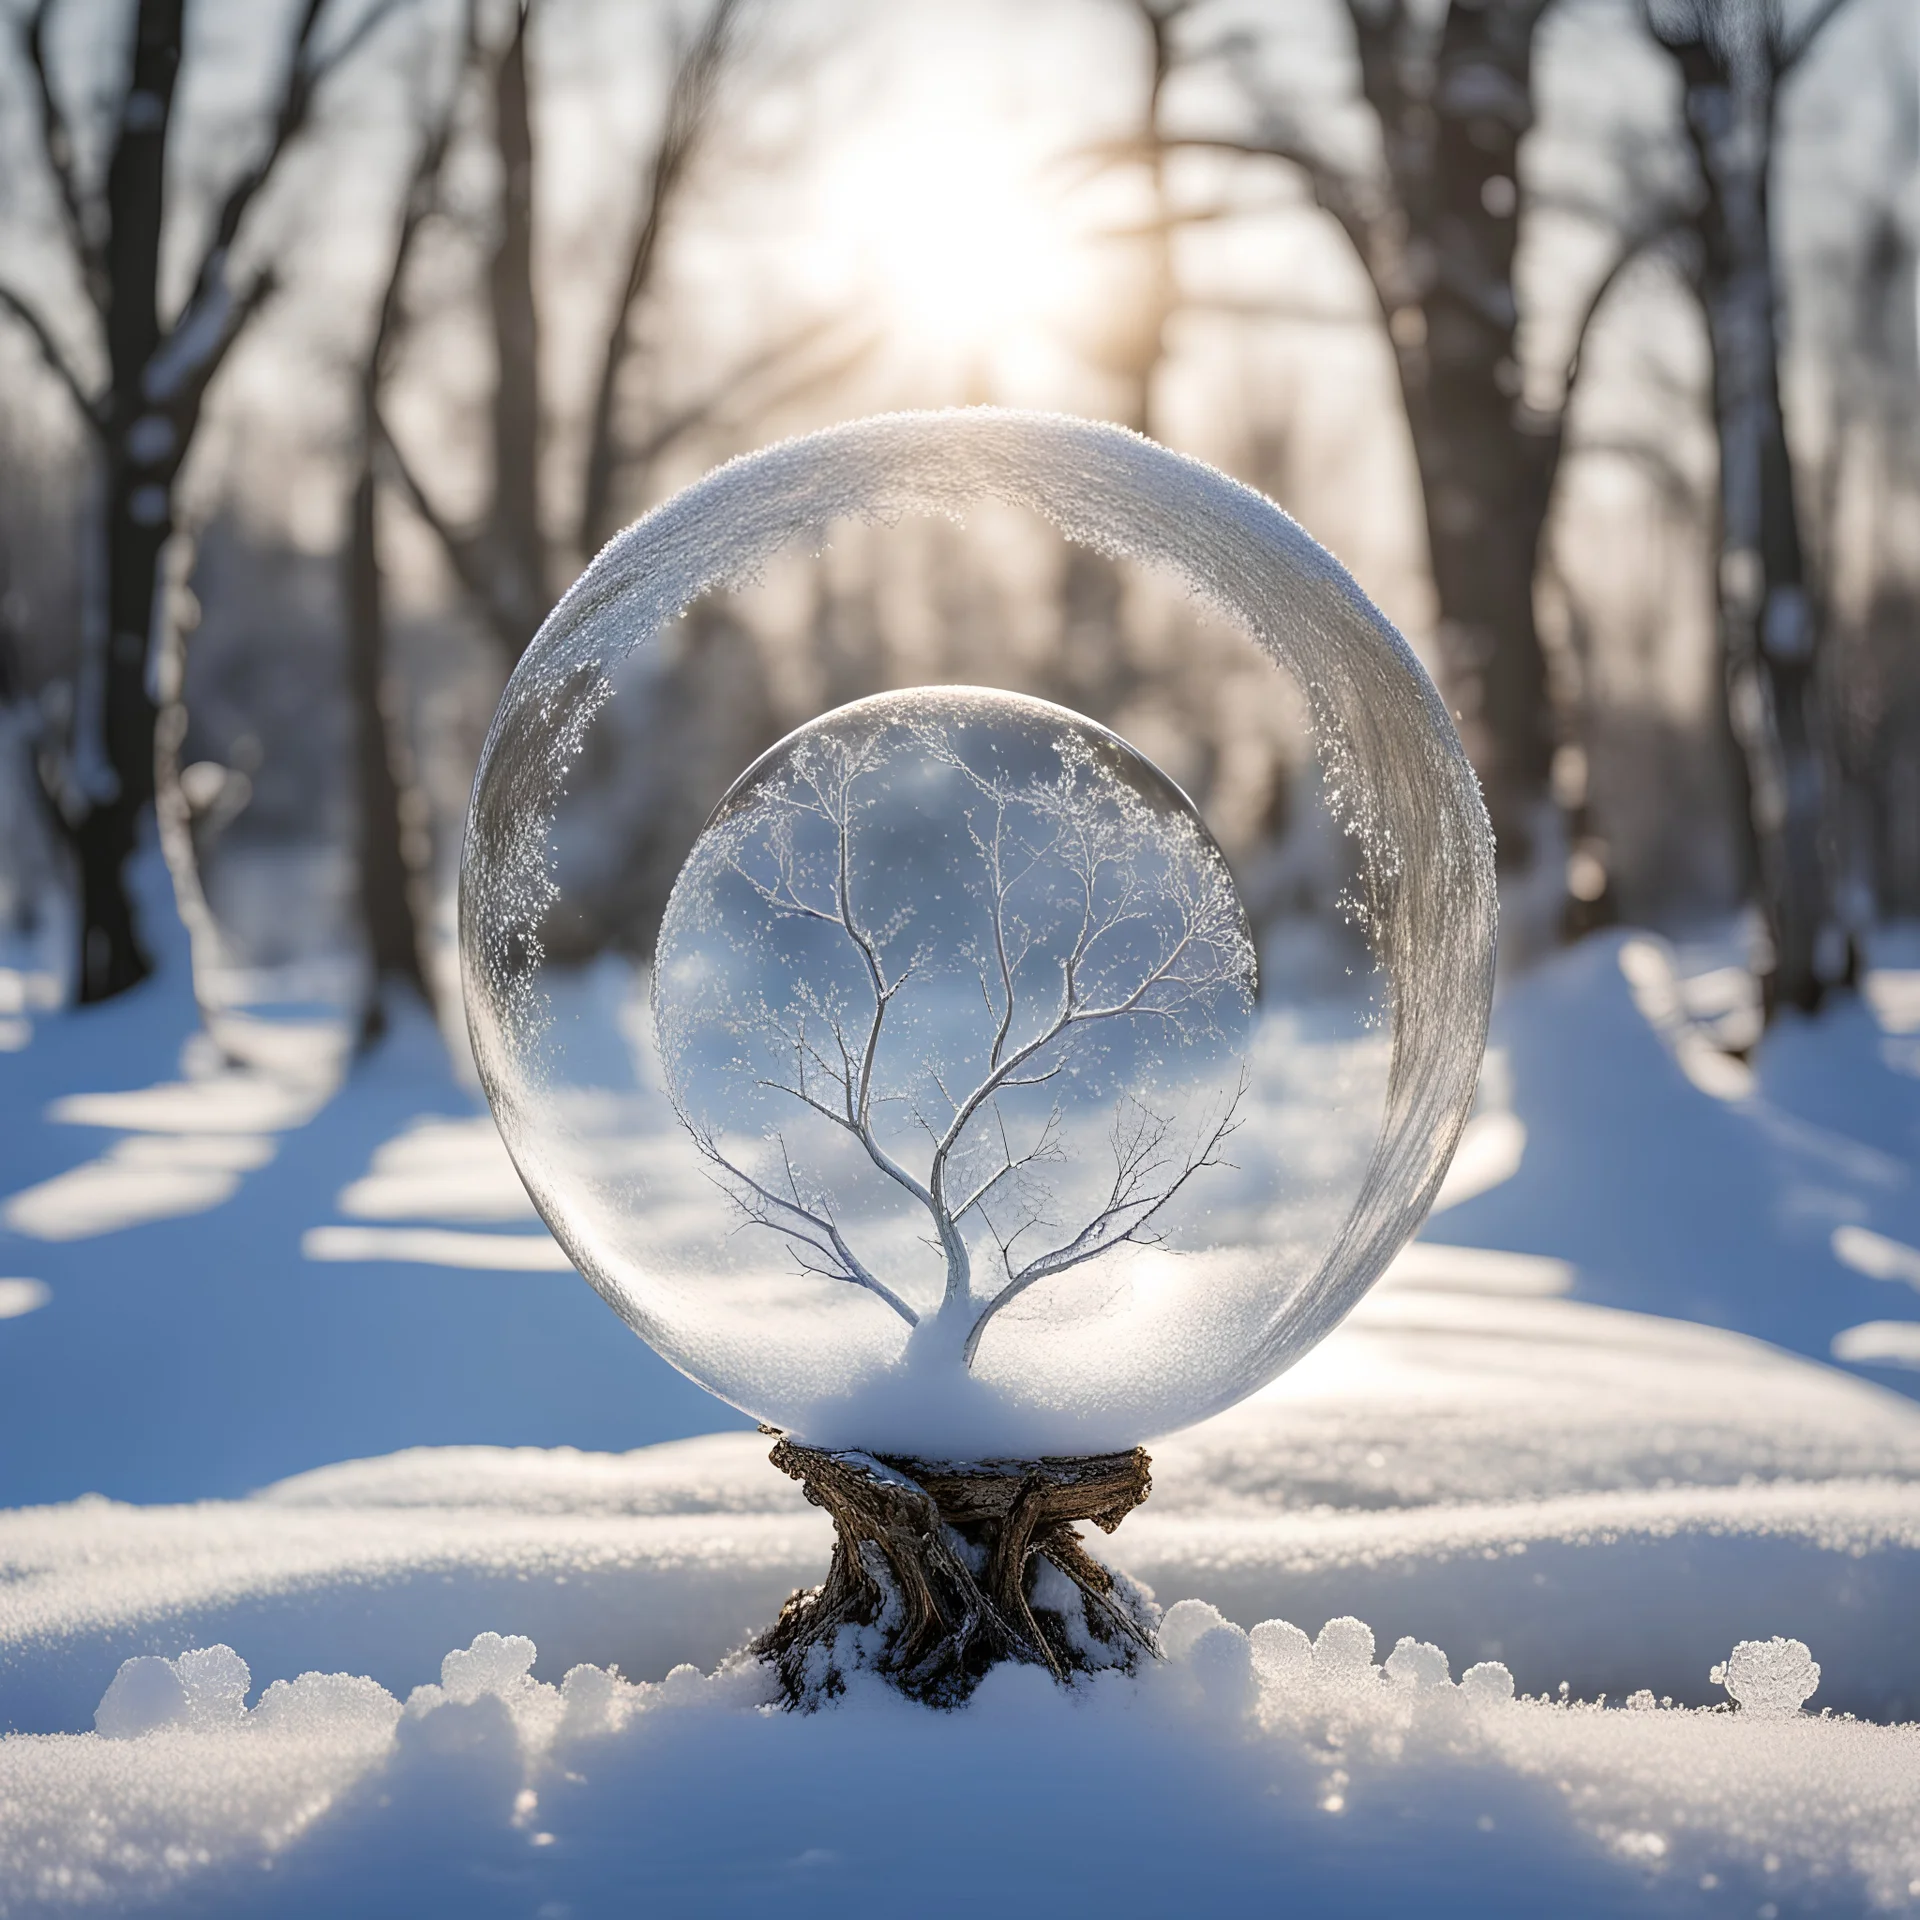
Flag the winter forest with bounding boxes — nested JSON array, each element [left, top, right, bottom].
[[2, 0, 1920, 1914]]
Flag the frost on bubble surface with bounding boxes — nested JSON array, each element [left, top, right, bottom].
[[460, 411, 1498, 1456]]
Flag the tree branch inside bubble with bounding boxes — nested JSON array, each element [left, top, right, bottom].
[[652, 687, 1258, 1373]]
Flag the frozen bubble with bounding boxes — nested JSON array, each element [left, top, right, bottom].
[[644, 686, 1258, 1452], [1384, 1636, 1452, 1691], [1717, 1638, 1820, 1719], [95, 1655, 190, 1739], [1460, 1661, 1516, 1707], [462, 411, 1497, 1460], [1313, 1616, 1376, 1673]]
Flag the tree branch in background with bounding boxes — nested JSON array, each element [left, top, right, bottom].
[[578, 0, 747, 555], [1149, 132, 1383, 313], [373, 403, 531, 659], [26, 1, 105, 314], [186, 0, 404, 295], [0, 284, 103, 431], [346, 4, 475, 1036], [1558, 215, 1686, 405], [484, 0, 548, 650], [607, 314, 874, 492]]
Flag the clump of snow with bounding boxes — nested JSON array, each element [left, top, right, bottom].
[[1462, 1660, 1517, 1706], [1312, 1614, 1375, 1672], [1157, 1597, 1233, 1663], [4, 1617, 1913, 1916], [1714, 1637, 1821, 1719], [91, 1658, 190, 1740], [1249, 1616, 1312, 1679], [1384, 1635, 1451, 1690], [94, 1645, 250, 1739]]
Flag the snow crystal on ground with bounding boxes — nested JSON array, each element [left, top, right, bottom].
[[4, 898, 1919, 1911], [3, 1614, 1915, 1919]]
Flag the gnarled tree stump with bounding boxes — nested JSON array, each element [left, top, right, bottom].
[[752, 1436, 1156, 1709]]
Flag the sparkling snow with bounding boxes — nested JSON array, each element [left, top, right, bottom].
[[3, 888, 1919, 1912]]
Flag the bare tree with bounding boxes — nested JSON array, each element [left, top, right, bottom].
[[577, 0, 745, 557], [0, 0, 401, 1001], [1091, 0, 1185, 438], [1115, 0, 1675, 894], [344, 8, 475, 1037], [661, 719, 1253, 1371], [1643, 0, 1855, 1014], [378, 0, 848, 659]]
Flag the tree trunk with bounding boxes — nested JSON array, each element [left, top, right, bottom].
[[486, 1, 548, 657], [1356, 0, 1558, 872], [754, 1439, 1156, 1709], [576, 0, 742, 559], [1664, 20, 1840, 1013], [67, 0, 185, 1000], [346, 454, 430, 1034]]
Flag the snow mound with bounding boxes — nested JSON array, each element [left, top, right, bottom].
[[2, 1618, 1915, 1918], [8, 1275, 1920, 1734], [255, 1432, 808, 1516], [1432, 931, 1920, 1401]]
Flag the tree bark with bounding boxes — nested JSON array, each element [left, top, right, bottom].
[[346, 458, 430, 1032], [1352, 0, 1558, 872], [345, 8, 472, 1032], [753, 1439, 1156, 1708], [14, 0, 356, 1001], [69, 0, 186, 1000], [577, 0, 743, 557], [1650, 2, 1845, 1012], [486, 1, 548, 657]]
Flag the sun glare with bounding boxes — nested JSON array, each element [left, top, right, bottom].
[[806, 65, 1084, 384]]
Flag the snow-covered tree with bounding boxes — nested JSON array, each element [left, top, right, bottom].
[[0, 0, 404, 1001]]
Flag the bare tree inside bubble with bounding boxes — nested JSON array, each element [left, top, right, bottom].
[[654, 687, 1256, 1375]]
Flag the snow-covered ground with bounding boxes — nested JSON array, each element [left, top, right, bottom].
[[3, 879, 1919, 1915]]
